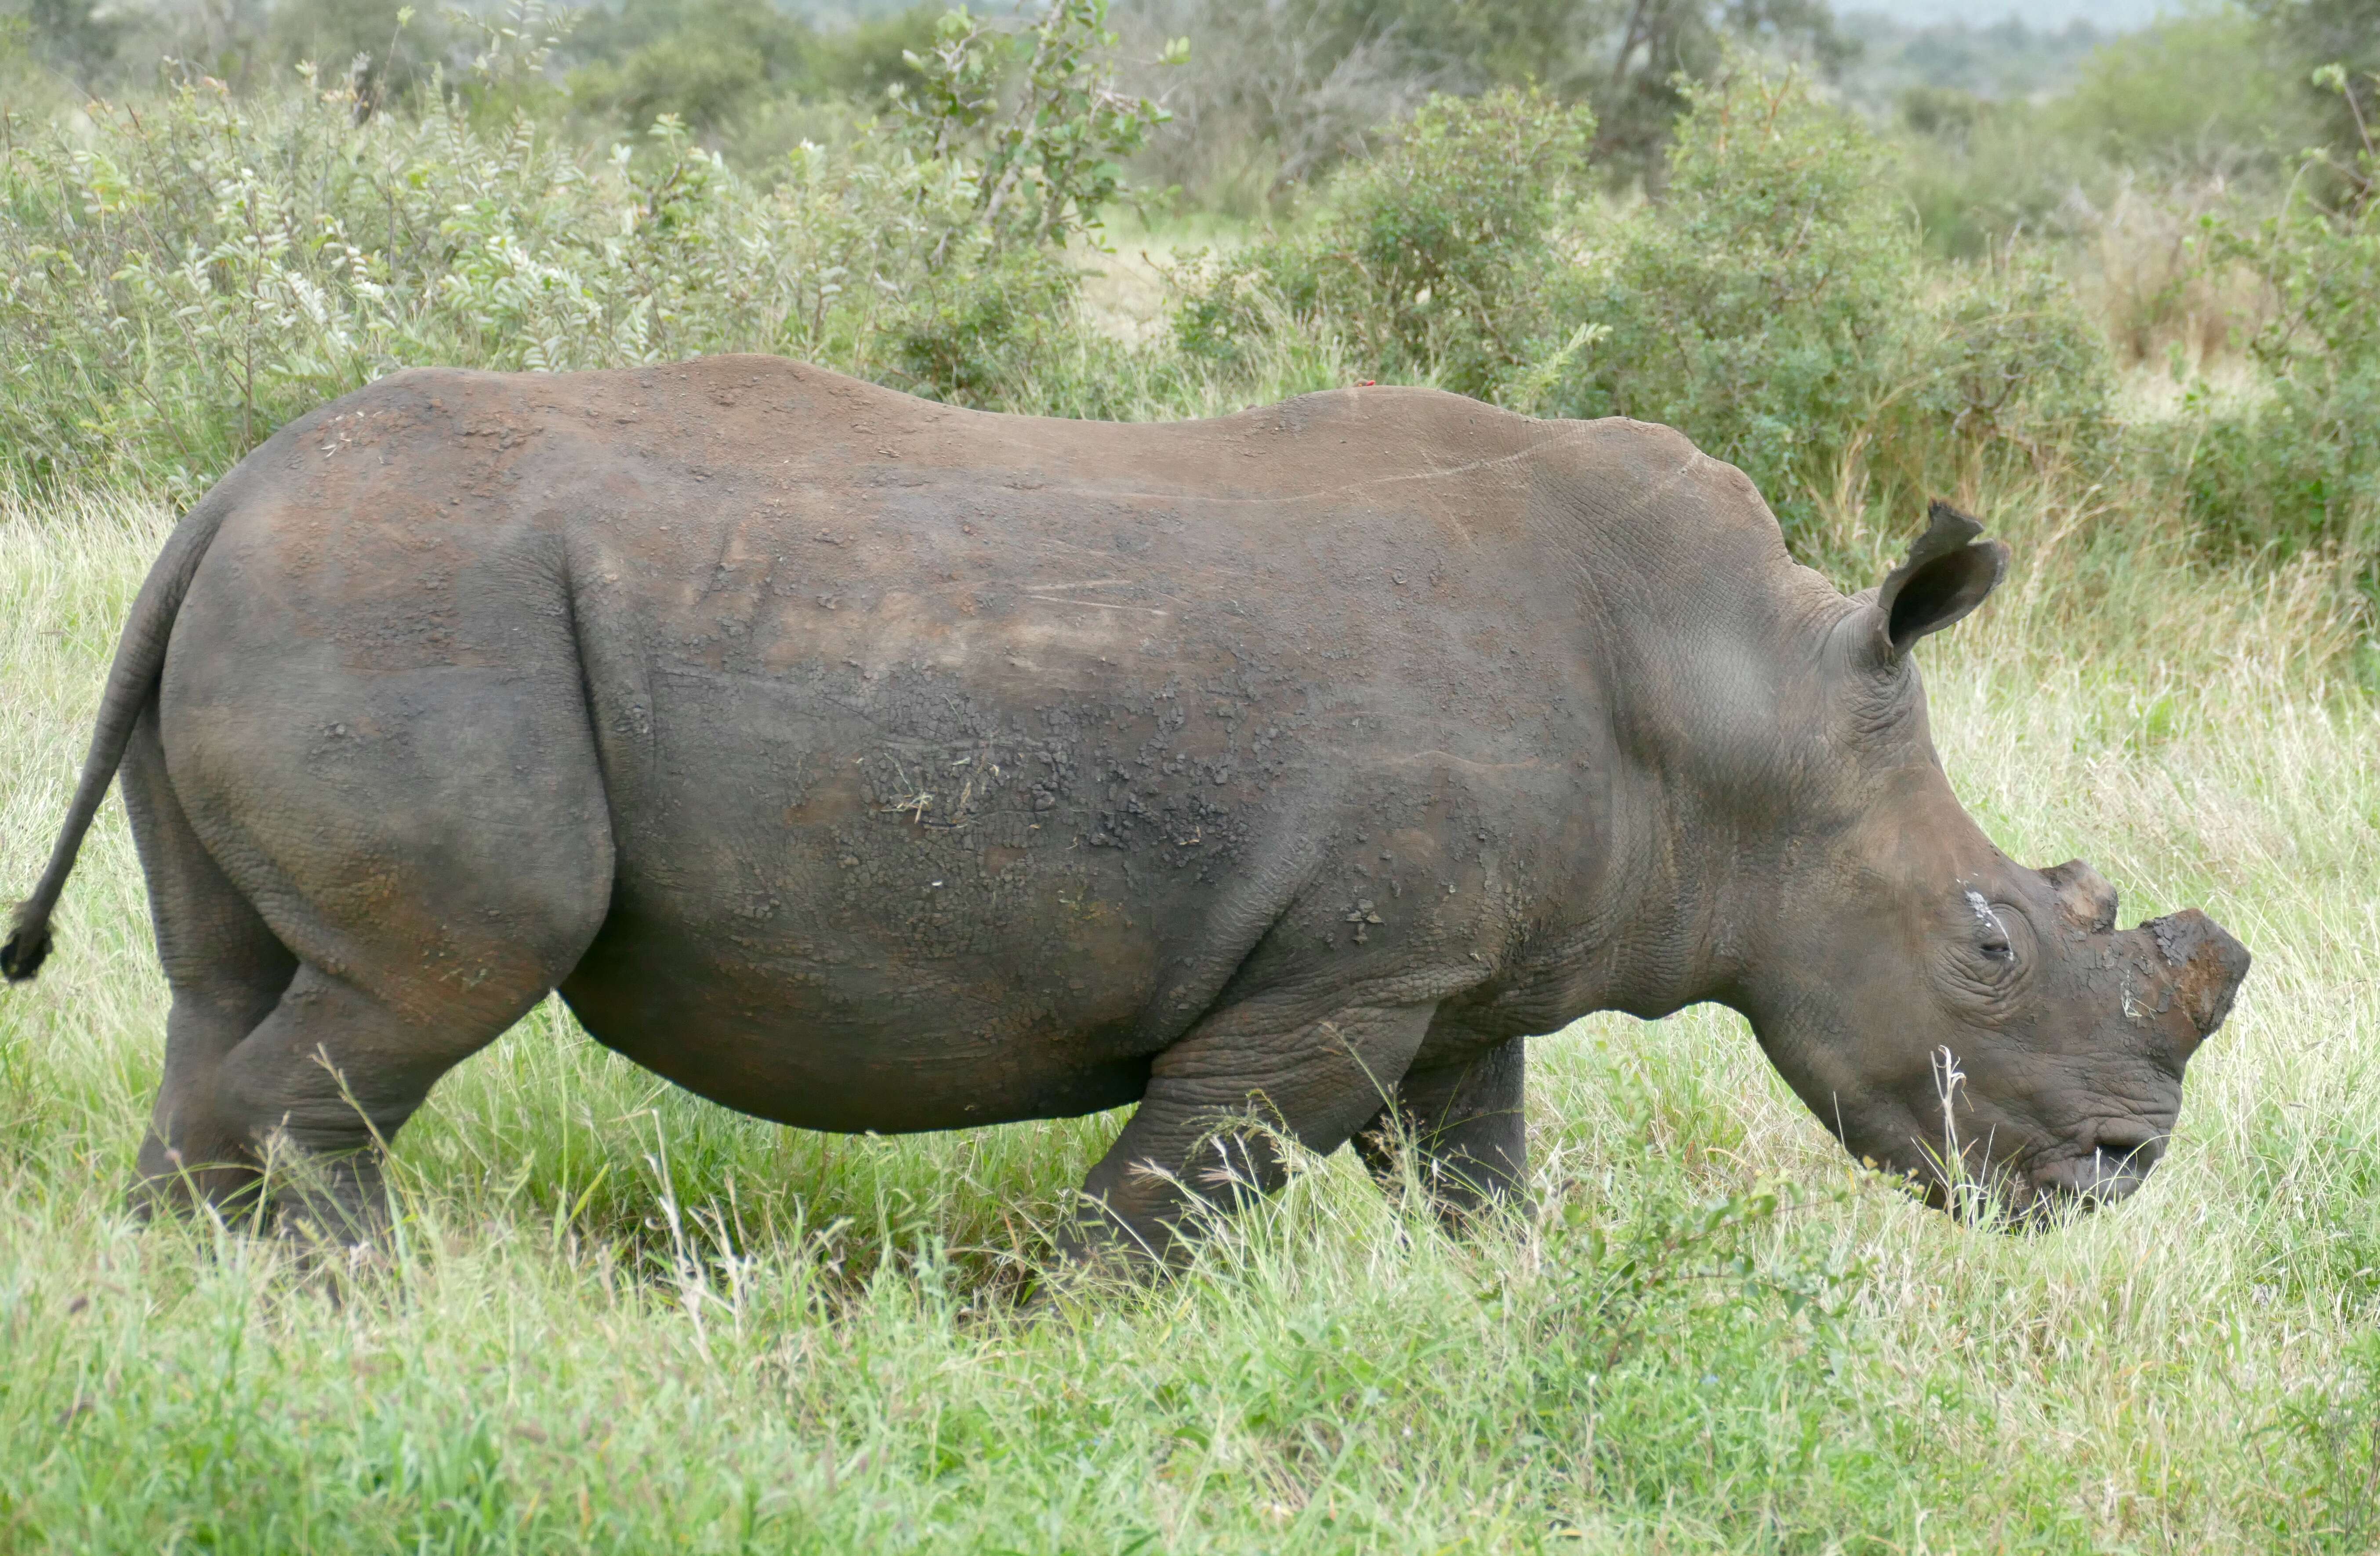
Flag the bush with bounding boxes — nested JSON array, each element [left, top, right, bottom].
[[11, 0, 120, 84], [1897, 246, 2115, 456], [812, 2, 941, 104], [1170, 61, 2116, 558], [0, 72, 988, 496], [1893, 92, 2107, 260], [565, 0, 820, 140], [1316, 86, 1593, 397], [2047, 12, 2312, 177], [265, 0, 462, 112], [2178, 105, 2380, 594], [1551, 64, 2112, 549], [1175, 87, 1594, 397], [900, 0, 1176, 255], [0, 2, 1175, 496], [889, 243, 1079, 402], [1548, 65, 1917, 529], [2246, 0, 2380, 200]]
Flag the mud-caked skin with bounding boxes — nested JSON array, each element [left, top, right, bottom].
[[3, 357, 2250, 1256]]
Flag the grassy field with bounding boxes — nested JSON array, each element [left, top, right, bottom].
[[2, 469, 2377, 1553]]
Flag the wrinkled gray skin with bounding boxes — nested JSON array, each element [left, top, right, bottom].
[[4, 358, 2250, 1259]]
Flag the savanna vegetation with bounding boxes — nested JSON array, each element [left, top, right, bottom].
[[2, 0, 2378, 1548]]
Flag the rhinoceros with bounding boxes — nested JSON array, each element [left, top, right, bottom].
[[5, 357, 2249, 1258]]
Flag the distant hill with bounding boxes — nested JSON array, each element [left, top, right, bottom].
[[1836, 18, 2089, 107], [779, 0, 940, 21], [1842, 0, 2176, 25], [1833, 4, 2167, 109], [772, 0, 2177, 49], [787, 0, 2185, 29]]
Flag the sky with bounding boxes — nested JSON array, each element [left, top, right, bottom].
[[1843, 0, 2184, 27]]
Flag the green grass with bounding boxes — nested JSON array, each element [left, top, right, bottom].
[[2, 475, 2377, 1553]]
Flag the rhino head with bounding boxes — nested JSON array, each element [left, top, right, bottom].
[[1722, 502, 2251, 1221]]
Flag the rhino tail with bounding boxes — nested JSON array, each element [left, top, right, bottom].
[[4, 486, 240, 983]]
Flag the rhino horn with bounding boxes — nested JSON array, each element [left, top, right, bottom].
[[2147, 909, 2253, 1062], [2042, 859, 2118, 935]]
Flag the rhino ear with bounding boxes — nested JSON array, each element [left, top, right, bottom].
[[1872, 501, 2009, 659]]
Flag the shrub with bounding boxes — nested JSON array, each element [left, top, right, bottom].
[[7, 0, 120, 86], [565, 0, 820, 140], [1171, 61, 2115, 558], [2178, 98, 2380, 595], [1174, 87, 1594, 397], [901, 0, 1177, 255], [889, 243, 1079, 403], [1547, 65, 2111, 552], [2246, 0, 2380, 201], [0, 78, 982, 495], [265, 0, 462, 112], [0, 2, 1175, 495], [1547, 64, 1919, 533], [1113, 0, 1435, 214], [1895, 244, 2115, 464], [2048, 12, 2312, 177], [1314, 86, 1593, 397], [1893, 92, 2107, 260], [812, 2, 941, 105]]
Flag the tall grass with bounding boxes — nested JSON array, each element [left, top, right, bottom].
[[3, 457, 2376, 1549]]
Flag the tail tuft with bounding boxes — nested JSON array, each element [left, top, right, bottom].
[[1, 902, 52, 983]]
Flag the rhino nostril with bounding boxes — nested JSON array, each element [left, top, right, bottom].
[[2094, 1125, 2162, 1166], [2082, 1129, 2163, 1200]]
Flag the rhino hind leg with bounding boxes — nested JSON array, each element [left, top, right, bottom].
[[1353, 1035, 1527, 1224], [136, 927, 603, 1240], [1059, 999, 1436, 1272], [189, 962, 567, 1240], [124, 693, 612, 1240], [123, 706, 300, 1220]]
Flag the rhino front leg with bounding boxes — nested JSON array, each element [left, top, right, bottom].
[[1354, 1034, 1527, 1223], [1061, 1000, 1436, 1272]]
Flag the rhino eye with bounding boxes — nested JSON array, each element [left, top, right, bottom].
[[1965, 890, 2015, 961]]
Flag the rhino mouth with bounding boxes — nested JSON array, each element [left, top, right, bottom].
[[2021, 1136, 2166, 1216], [1907, 1130, 2167, 1229]]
